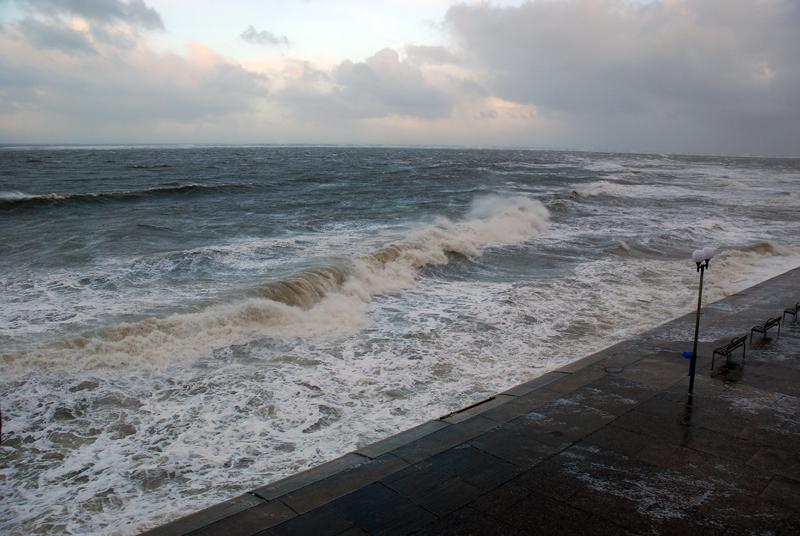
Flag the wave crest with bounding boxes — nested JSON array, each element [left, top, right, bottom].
[[728, 241, 778, 256], [0, 183, 249, 209], [570, 180, 625, 198], [7, 195, 549, 370], [253, 266, 351, 308]]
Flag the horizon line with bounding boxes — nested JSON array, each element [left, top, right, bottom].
[[1, 142, 797, 160]]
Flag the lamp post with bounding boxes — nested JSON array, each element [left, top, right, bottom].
[[688, 246, 715, 396]]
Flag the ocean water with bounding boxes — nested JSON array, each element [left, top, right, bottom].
[[0, 146, 798, 534]]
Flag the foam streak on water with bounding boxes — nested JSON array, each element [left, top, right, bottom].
[[0, 147, 799, 535]]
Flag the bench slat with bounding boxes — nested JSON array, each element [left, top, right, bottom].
[[712, 335, 746, 371], [750, 316, 782, 343]]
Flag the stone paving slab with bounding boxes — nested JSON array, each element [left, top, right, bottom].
[[441, 394, 517, 424], [259, 503, 354, 536], [389, 415, 499, 464], [144, 266, 800, 536], [252, 453, 369, 501], [190, 501, 295, 536], [501, 370, 568, 395], [478, 384, 563, 423], [141, 494, 264, 536], [355, 421, 448, 460], [281, 483, 436, 535], [469, 420, 559, 468], [278, 454, 409, 514]]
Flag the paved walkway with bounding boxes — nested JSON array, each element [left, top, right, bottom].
[[144, 268, 800, 536]]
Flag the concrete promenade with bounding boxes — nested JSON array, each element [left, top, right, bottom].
[[143, 267, 800, 535]]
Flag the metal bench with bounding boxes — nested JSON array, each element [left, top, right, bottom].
[[712, 335, 746, 371], [750, 316, 781, 343], [783, 302, 800, 322]]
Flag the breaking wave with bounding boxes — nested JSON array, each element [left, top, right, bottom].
[[569, 180, 710, 202], [0, 183, 250, 209], [570, 180, 625, 198], [6, 195, 549, 370], [727, 241, 779, 256]]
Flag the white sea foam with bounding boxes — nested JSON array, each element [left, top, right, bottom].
[[0, 190, 37, 200], [2, 153, 799, 536], [573, 180, 716, 201], [2, 195, 549, 372], [6, 232, 794, 535]]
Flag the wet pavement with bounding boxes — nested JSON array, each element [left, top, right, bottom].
[[143, 267, 800, 535]]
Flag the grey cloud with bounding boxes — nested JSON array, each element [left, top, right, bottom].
[[405, 45, 460, 66], [456, 77, 487, 97], [18, 17, 96, 54], [89, 22, 137, 48], [1, 46, 267, 124], [0, 55, 47, 113], [295, 61, 329, 83], [81, 62, 266, 122], [279, 48, 454, 121], [12, 0, 162, 55], [202, 63, 268, 99], [446, 0, 800, 155], [22, 0, 163, 29], [241, 25, 289, 46]]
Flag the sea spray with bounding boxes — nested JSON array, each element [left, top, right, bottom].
[[1, 147, 798, 535], [4, 195, 549, 372]]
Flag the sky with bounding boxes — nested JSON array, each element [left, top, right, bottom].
[[0, 0, 798, 156]]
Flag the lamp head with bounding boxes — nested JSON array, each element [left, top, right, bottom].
[[691, 246, 714, 271]]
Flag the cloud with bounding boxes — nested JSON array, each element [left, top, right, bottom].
[[17, 17, 97, 55], [276, 48, 455, 121], [11, 0, 163, 55], [241, 25, 289, 46], [0, 28, 268, 139], [405, 45, 460, 66], [2, 0, 797, 154], [20, 0, 164, 30], [445, 0, 800, 155], [1, 1, 275, 142]]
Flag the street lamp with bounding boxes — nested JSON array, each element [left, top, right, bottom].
[[688, 246, 715, 396]]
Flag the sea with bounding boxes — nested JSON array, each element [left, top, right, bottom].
[[1, 146, 799, 534]]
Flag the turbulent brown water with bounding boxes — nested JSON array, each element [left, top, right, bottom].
[[1, 146, 799, 534]]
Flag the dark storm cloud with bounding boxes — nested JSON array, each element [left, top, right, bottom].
[[21, 0, 163, 30], [446, 0, 800, 155], [278, 48, 454, 120], [240, 25, 289, 46], [17, 17, 97, 54]]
